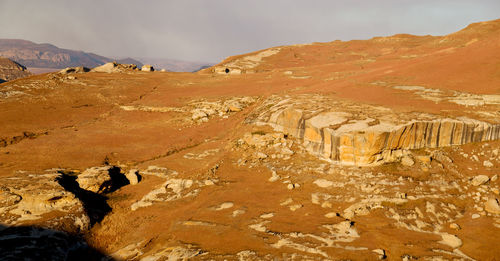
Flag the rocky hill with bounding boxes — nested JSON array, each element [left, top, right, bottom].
[[0, 39, 142, 69], [0, 19, 499, 260], [0, 39, 212, 72], [0, 57, 32, 82]]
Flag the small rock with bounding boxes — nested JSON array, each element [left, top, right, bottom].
[[216, 202, 234, 211], [268, 174, 280, 182], [471, 175, 489, 186], [141, 64, 154, 72], [280, 147, 294, 156], [449, 223, 461, 230], [483, 160, 494, 168], [226, 101, 243, 112], [232, 209, 245, 217], [372, 249, 386, 259], [439, 233, 462, 248], [192, 110, 208, 121], [204, 180, 215, 186], [485, 198, 500, 214], [260, 213, 274, 219], [401, 156, 415, 167], [287, 184, 294, 190], [289, 204, 303, 211], [396, 192, 407, 199], [321, 202, 332, 208], [492, 188, 500, 195], [313, 179, 334, 188], [491, 175, 498, 182], [324, 212, 338, 218], [431, 150, 453, 163], [472, 213, 480, 219], [415, 155, 431, 165], [256, 152, 268, 159], [280, 198, 293, 206], [125, 169, 139, 185]]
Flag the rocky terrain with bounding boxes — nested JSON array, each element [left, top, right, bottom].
[[0, 57, 32, 83], [0, 19, 499, 260]]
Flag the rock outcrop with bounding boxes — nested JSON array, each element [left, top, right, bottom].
[[208, 48, 281, 75], [0, 57, 32, 82], [257, 96, 500, 165], [91, 62, 138, 73], [0, 171, 89, 232], [58, 66, 90, 74], [141, 64, 154, 72]]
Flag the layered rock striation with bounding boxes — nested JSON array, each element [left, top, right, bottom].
[[256, 96, 500, 165]]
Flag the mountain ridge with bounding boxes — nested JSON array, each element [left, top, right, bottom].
[[0, 39, 213, 72]]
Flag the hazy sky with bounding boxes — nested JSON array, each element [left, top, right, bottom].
[[1, 0, 499, 63]]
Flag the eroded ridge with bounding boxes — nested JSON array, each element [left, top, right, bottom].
[[254, 95, 500, 165]]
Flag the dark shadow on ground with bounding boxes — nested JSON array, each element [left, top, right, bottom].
[[56, 173, 112, 226], [0, 224, 112, 261]]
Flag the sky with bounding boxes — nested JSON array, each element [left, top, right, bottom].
[[0, 0, 499, 63]]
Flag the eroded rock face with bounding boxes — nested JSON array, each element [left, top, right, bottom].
[[210, 48, 281, 74], [59, 66, 90, 74], [0, 171, 89, 232], [255, 95, 500, 165], [76, 166, 113, 193], [91, 62, 138, 73], [0, 57, 32, 82]]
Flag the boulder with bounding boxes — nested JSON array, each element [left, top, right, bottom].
[[141, 64, 154, 72], [471, 175, 489, 186], [76, 166, 112, 193], [439, 233, 462, 248], [125, 169, 139, 185], [192, 109, 208, 121], [485, 198, 500, 214], [59, 66, 90, 74], [92, 62, 117, 73], [0, 172, 89, 232], [401, 155, 415, 166]]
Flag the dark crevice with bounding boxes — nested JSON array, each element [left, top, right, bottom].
[[56, 173, 111, 226], [0, 224, 111, 261], [101, 166, 130, 193]]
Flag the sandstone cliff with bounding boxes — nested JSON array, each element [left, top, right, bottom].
[[257, 95, 500, 165]]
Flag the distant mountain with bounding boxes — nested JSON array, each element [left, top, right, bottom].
[[0, 57, 32, 83], [0, 39, 141, 69], [134, 57, 213, 72], [0, 39, 212, 72]]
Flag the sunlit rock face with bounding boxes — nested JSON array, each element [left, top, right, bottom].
[[261, 97, 500, 165]]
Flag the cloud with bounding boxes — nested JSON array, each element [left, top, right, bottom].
[[0, 0, 499, 63]]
